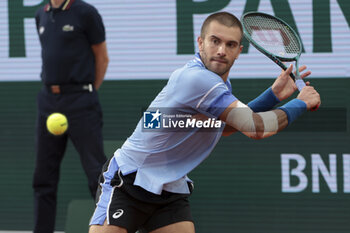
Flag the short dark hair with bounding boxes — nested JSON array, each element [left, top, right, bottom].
[[200, 12, 243, 42]]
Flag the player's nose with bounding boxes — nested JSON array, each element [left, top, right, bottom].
[[217, 44, 226, 56]]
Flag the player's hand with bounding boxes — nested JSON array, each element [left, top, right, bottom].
[[297, 86, 321, 110], [272, 64, 311, 101]]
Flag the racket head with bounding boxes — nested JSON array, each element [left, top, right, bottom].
[[241, 11, 302, 62]]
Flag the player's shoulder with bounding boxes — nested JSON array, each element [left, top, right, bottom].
[[181, 63, 223, 86], [168, 64, 225, 95]]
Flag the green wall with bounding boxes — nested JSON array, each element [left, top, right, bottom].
[[0, 78, 349, 232]]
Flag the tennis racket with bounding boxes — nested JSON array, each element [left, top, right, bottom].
[[241, 11, 306, 91]]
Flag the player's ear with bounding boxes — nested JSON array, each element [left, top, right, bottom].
[[197, 36, 203, 51]]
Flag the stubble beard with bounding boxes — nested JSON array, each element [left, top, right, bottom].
[[201, 51, 232, 77]]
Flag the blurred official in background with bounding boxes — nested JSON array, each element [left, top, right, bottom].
[[32, 0, 108, 232]]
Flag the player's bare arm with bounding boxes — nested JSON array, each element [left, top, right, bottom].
[[92, 41, 109, 90], [222, 124, 237, 137], [220, 85, 320, 139], [219, 100, 288, 139], [222, 64, 312, 137]]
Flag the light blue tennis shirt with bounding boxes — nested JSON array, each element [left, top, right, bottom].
[[114, 53, 237, 194]]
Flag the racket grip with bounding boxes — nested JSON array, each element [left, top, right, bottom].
[[295, 79, 306, 91]]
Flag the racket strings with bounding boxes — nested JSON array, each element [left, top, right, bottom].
[[243, 15, 301, 58]]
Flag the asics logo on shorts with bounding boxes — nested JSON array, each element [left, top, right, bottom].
[[112, 209, 124, 219]]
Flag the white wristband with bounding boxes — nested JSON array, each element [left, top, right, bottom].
[[257, 111, 278, 137]]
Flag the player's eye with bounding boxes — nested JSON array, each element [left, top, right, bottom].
[[212, 38, 220, 45], [227, 42, 237, 48]]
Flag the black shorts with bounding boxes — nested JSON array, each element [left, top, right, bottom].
[[106, 170, 194, 233]]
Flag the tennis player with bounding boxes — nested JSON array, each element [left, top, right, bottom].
[[89, 12, 320, 233]]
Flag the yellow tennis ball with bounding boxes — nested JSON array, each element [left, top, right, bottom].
[[46, 113, 68, 136]]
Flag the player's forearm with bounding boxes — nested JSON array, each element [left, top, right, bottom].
[[226, 108, 288, 140], [222, 124, 237, 136], [248, 87, 280, 112], [252, 109, 288, 139], [223, 99, 306, 139]]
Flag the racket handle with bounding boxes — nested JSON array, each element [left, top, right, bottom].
[[295, 79, 306, 91], [285, 66, 306, 91], [279, 61, 306, 91]]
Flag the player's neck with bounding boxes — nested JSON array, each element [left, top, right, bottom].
[[50, 0, 65, 8], [221, 73, 229, 83]]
